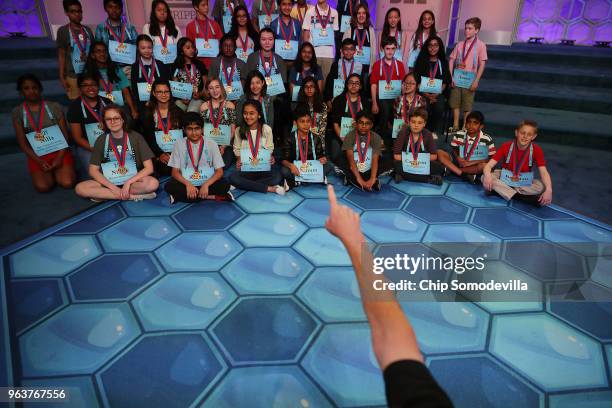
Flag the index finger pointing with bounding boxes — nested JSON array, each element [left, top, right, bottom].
[[327, 184, 337, 207]]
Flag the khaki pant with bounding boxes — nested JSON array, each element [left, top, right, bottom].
[[319, 58, 335, 81], [65, 76, 80, 100], [490, 169, 544, 201]]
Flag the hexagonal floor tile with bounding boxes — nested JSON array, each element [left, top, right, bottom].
[[291, 198, 362, 228], [211, 297, 318, 364], [294, 228, 351, 267], [201, 366, 332, 407], [446, 183, 508, 207], [10, 279, 67, 334], [404, 196, 470, 223], [471, 208, 541, 239], [428, 354, 543, 408], [589, 255, 612, 290], [235, 191, 303, 213], [549, 390, 612, 408], [548, 281, 612, 341], [173, 201, 245, 231], [133, 273, 236, 331], [19, 303, 140, 377], [510, 201, 574, 220], [57, 205, 125, 234], [68, 254, 162, 301], [504, 240, 587, 281], [423, 224, 502, 259], [301, 323, 386, 407], [22, 376, 100, 408], [361, 211, 427, 243], [229, 214, 307, 247], [155, 232, 242, 272], [98, 333, 226, 408], [121, 189, 187, 216], [544, 220, 612, 257], [489, 313, 607, 391], [400, 302, 489, 354], [344, 185, 407, 210], [297, 267, 365, 322], [98, 217, 180, 252], [607, 344, 612, 370], [391, 180, 449, 196], [220, 248, 312, 295], [9, 235, 101, 278], [293, 176, 351, 198]]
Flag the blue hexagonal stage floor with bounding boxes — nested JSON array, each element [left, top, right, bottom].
[[2, 175, 611, 407]]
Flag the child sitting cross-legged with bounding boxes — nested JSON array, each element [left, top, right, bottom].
[[393, 108, 444, 185], [482, 119, 552, 206], [436, 110, 495, 184]]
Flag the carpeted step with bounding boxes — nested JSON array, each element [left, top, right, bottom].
[[472, 101, 612, 150], [0, 38, 56, 60], [476, 78, 612, 114], [0, 79, 69, 110], [483, 60, 612, 88], [487, 44, 612, 69], [0, 59, 60, 84]]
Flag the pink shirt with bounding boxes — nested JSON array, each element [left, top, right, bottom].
[[449, 38, 487, 72]]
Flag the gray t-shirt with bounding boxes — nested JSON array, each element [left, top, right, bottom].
[[168, 137, 224, 171], [56, 24, 94, 77]]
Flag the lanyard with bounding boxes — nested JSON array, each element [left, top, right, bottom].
[[355, 131, 370, 163], [186, 138, 205, 170], [156, 108, 171, 133], [247, 126, 262, 159], [345, 95, 361, 119], [80, 97, 105, 121], [104, 19, 126, 43], [380, 58, 398, 85], [295, 131, 316, 162], [408, 133, 425, 160], [506, 141, 533, 175], [463, 132, 481, 160], [209, 101, 225, 128]]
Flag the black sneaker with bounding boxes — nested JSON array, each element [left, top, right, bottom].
[[428, 175, 443, 186], [394, 173, 403, 184], [462, 173, 477, 184], [373, 180, 381, 191]]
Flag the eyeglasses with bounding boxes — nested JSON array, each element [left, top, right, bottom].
[[357, 120, 372, 126], [155, 90, 171, 95], [105, 116, 123, 123], [348, 81, 361, 86]]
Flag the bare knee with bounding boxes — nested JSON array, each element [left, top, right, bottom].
[[75, 181, 91, 197]]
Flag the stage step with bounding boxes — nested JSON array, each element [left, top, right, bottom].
[[483, 60, 612, 88], [0, 59, 60, 84], [476, 78, 611, 114], [472, 101, 612, 150], [487, 44, 612, 69], [0, 38, 56, 60]]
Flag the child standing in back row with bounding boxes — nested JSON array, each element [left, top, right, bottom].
[[448, 17, 487, 131]]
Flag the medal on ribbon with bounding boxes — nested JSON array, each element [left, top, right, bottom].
[[341, 58, 354, 80], [383, 58, 395, 91], [70, 25, 89, 61], [262, 0, 274, 25], [463, 132, 481, 161], [23, 101, 47, 142], [221, 59, 235, 93], [248, 126, 262, 167], [238, 33, 250, 59], [209, 101, 225, 136], [428, 60, 439, 86], [197, 17, 212, 43], [355, 28, 367, 56], [260, 51, 274, 84], [105, 19, 126, 51], [160, 26, 170, 55], [100, 76, 115, 102], [315, 5, 331, 36], [157, 108, 172, 143], [510, 141, 531, 182], [297, 131, 310, 172], [356, 131, 370, 172], [278, 18, 294, 50], [459, 37, 477, 69], [185, 63, 198, 94], [109, 132, 129, 175], [409, 132, 422, 167], [139, 58, 156, 92], [402, 94, 418, 123], [81, 96, 103, 130], [187, 137, 204, 180]]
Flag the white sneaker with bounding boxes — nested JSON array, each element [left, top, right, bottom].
[[432, 132, 438, 140], [168, 194, 175, 205], [274, 185, 286, 196], [132, 192, 157, 201], [229, 185, 237, 191], [283, 179, 290, 191]]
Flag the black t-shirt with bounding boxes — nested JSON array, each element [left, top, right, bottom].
[[384, 360, 454, 408], [67, 97, 112, 128]]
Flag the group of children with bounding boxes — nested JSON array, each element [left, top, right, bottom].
[[11, 0, 553, 206]]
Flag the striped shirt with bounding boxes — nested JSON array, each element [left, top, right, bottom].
[[450, 130, 496, 157]]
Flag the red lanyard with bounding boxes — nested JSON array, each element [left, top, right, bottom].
[[70, 25, 88, 55], [342, 59, 354, 79], [196, 18, 211, 40], [383, 59, 395, 85], [260, 51, 274, 77], [104, 20, 125, 44], [209, 101, 225, 129], [262, 0, 274, 17], [139, 58, 156, 85], [429, 60, 439, 80], [297, 5, 307, 24], [185, 63, 196, 84], [221, 59, 236, 85], [81, 97, 102, 122], [511, 142, 531, 176], [402, 94, 418, 122], [109, 132, 128, 167], [315, 5, 330, 29], [248, 126, 262, 159], [238, 33, 249, 52], [297, 131, 309, 163], [159, 26, 169, 48], [187, 138, 204, 170], [23, 101, 46, 133], [462, 37, 477, 64], [356, 131, 370, 163], [346, 95, 361, 120], [279, 19, 293, 43], [100, 76, 114, 93], [156, 108, 170, 133], [409, 132, 423, 161], [463, 132, 481, 160]]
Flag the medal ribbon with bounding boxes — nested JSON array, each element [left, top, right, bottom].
[[70, 25, 88, 55], [260, 51, 274, 77], [354, 28, 367, 50], [279, 18, 294, 44], [187, 138, 204, 170], [297, 5, 306, 24], [23, 101, 46, 133], [156, 108, 171, 133], [409, 132, 422, 161], [297, 131, 310, 163], [346, 0, 353, 16], [463, 132, 481, 160], [346, 95, 361, 119], [185, 63, 196, 85], [209, 101, 225, 129], [462, 37, 477, 65], [81, 97, 102, 122], [262, 0, 274, 17], [511, 141, 532, 177], [222, 59, 236, 86], [356, 131, 370, 163], [196, 18, 211, 41], [402, 94, 418, 122], [109, 132, 128, 167], [383, 58, 396, 86], [139, 58, 156, 85], [342, 59, 354, 80], [429, 60, 439, 81], [159, 26, 169, 48], [248, 126, 262, 160], [100, 75, 114, 94], [104, 19, 125, 44], [238, 33, 249, 53], [315, 5, 330, 29], [226, 0, 235, 14]]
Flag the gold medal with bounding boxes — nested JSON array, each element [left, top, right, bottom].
[[457, 63, 466, 69], [251, 157, 260, 166], [284, 42, 292, 50], [511, 175, 520, 182], [241, 51, 248, 59], [385, 83, 392, 91], [117, 165, 128, 175], [203, 41, 210, 49], [117, 43, 126, 51], [34, 131, 45, 142], [106, 92, 115, 102], [428, 79, 435, 87], [210, 127, 221, 136], [357, 162, 366, 172], [320, 28, 327, 37], [146, 83, 152, 93], [411, 160, 419, 167], [162, 133, 172, 143], [161, 47, 169, 55], [265, 76, 273, 85], [356, 48, 363, 55], [191, 171, 201, 180], [265, 16, 272, 25], [225, 85, 233, 94], [300, 162, 309, 172]]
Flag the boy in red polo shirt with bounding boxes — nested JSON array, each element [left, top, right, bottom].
[[482, 119, 552, 206], [186, 0, 223, 69], [371, 37, 405, 152]]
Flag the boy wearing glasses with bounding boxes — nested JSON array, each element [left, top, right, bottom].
[[324, 38, 364, 105]]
